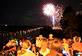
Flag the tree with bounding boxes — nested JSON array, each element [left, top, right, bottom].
[[60, 6, 80, 38]]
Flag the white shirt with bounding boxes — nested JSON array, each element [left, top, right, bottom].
[[40, 48, 50, 56]]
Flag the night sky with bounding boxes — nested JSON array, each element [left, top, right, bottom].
[[1, 0, 80, 26]]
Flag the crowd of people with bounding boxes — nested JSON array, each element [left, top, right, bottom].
[[1, 33, 82, 56]]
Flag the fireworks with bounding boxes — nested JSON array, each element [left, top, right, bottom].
[[43, 3, 63, 18], [42, 3, 63, 29], [43, 3, 55, 16]]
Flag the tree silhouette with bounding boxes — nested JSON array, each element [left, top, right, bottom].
[[60, 6, 80, 38]]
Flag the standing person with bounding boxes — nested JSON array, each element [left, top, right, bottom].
[[48, 34, 54, 49], [72, 36, 82, 56], [62, 38, 70, 56], [36, 36, 43, 48], [39, 39, 50, 56], [47, 38, 63, 56], [36, 35, 44, 53]]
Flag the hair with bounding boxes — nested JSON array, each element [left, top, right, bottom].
[[43, 38, 47, 42], [25, 40, 31, 47], [73, 36, 81, 42]]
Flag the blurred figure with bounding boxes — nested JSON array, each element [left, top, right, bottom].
[[62, 38, 70, 56], [48, 34, 54, 49], [39, 39, 50, 56], [47, 49, 63, 56], [47, 38, 63, 56], [20, 38, 31, 49], [53, 38, 62, 48], [36, 35, 43, 48], [17, 39, 36, 56], [32, 44, 36, 54], [72, 36, 82, 56], [3, 39, 17, 56], [39, 35, 44, 39], [49, 34, 54, 40], [67, 38, 73, 56]]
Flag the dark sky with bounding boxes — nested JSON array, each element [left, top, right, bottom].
[[1, 0, 80, 26]]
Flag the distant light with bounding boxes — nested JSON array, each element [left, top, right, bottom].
[[52, 27, 62, 30], [5, 24, 7, 26]]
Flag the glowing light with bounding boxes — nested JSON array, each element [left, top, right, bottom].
[[52, 16, 55, 27], [5, 24, 7, 26], [43, 3, 63, 30], [43, 3, 55, 16]]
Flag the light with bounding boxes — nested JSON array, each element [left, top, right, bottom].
[[52, 16, 55, 26], [43, 3, 55, 16], [42, 3, 63, 30], [5, 24, 7, 26]]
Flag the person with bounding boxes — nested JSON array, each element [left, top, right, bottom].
[[32, 44, 36, 54], [39, 39, 50, 56], [17, 39, 36, 56], [47, 39, 63, 56], [39, 35, 44, 39], [3, 39, 17, 56], [36, 35, 43, 48], [47, 49, 63, 56], [48, 34, 54, 49], [72, 36, 82, 56], [20, 37, 31, 49], [46, 38, 63, 56], [67, 39, 73, 56], [48, 34, 54, 40], [62, 38, 70, 56]]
